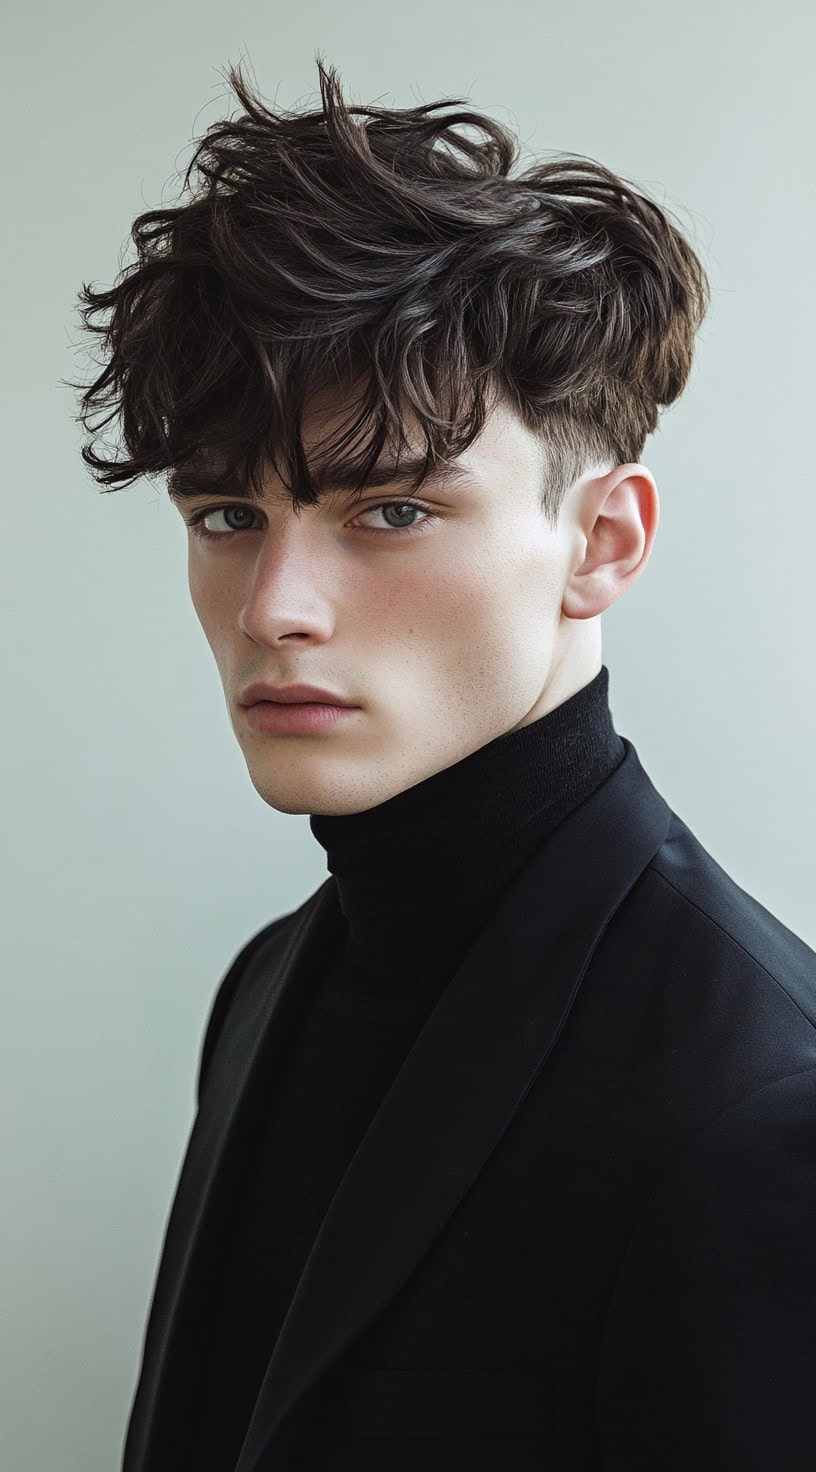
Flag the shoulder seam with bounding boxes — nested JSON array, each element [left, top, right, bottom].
[[647, 861, 816, 1033]]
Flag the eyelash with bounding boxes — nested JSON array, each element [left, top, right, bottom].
[[183, 498, 436, 544]]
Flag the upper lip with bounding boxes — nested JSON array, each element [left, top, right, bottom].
[[239, 682, 358, 707]]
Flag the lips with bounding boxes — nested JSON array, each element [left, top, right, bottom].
[[243, 699, 358, 735], [240, 682, 357, 707]]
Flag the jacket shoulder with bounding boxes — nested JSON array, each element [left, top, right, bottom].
[[195, 905, 299, 1105], [646, 811, 816, 1031]]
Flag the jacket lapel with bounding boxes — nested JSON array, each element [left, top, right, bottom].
[[122, 878, 345, 1471], [234, 738, 673, 1471], [125, 738, 672, 1472]]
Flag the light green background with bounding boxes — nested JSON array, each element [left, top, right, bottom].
[[2, 2, 814, 1468]]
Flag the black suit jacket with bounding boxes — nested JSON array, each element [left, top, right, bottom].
[[122, 738, 816, 1471]]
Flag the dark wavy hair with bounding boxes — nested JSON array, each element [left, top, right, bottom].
[[68, 54, 711, 525]]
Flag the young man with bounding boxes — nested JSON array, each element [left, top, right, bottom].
[[73, 57, 815, 1472]]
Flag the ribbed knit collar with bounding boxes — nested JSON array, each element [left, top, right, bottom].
[[309, 664, 625, 977]]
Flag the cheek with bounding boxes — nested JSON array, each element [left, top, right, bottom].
[[375, 564, 478, 643], [187, 562, 234, 655], [451, 550, 561, 701], [187, 553, 207, 609], [380, 541, 557, 681], [187, 564, 212, 630], [398, 540, 557, 639]]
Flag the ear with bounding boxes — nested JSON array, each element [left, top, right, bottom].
[[561, 465, 660, 621]]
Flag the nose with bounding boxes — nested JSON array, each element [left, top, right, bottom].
[[237, 526, 337, 646]]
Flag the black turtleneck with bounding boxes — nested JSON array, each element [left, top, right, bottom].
[[311, 663, 625, 993], [169, 664, 625, 1472]]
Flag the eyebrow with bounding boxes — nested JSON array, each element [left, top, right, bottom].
[[166, 455, 473, 505]]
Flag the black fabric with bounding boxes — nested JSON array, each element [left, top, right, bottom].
[[160, 666, 625, 1471], [310, 662, 625, 983], [122, 724, 816, 1472]]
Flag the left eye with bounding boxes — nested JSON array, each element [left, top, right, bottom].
[[362, 502, 431, 533]]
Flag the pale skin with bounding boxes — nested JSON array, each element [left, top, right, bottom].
[[170, 390, 659, 817]]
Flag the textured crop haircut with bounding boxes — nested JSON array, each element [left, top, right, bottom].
[[69, 54, 711, 527]]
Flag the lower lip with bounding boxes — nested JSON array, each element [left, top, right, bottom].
[[243, 701, 360, 734]]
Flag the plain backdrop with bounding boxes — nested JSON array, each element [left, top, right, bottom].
[[2, 2, 814, 1468]]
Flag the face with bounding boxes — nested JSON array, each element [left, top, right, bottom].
[[171, 391, 658, 815]]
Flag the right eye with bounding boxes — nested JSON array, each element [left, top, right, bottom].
[[185, 506, 262, 542]]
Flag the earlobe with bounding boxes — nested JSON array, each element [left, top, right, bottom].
[[561, 571, 616, 622]]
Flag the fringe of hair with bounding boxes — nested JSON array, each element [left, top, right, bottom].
[[67, 54, 711, 525]]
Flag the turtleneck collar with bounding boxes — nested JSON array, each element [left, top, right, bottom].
[[309, 664, 625, 975]]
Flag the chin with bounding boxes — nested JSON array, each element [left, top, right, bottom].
[[246, 772, 353, 818], [250, 781, 316, 816], [244, 748, 424, 817]]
